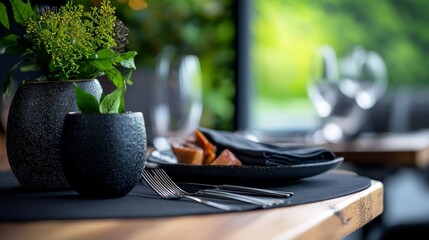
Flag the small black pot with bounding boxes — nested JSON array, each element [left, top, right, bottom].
[[60, 112, 147, 198]]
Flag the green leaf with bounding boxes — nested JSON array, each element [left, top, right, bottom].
[[77, 63, 99, 78], [99, 93, 106, 103], [96, 49, 119, 59], [118, 89, 125, 113], [89, 49, 120, 71], [89, 58, 115, 71], [120, 51, 137, 69], [120, 57, 136, 70], [99, 87, 124, 113], [0, 34, 18, 54], [73, 83, 100, 113], [121, 51, 137, 59], [10, 0, 35, 25], [118, 96, 125, 113], [122, 69, 133, 86], [19, 59, 40, 72], [2, 72, 13, 99], [4, 45, 30, 56], [105, 68, 124, 88], [0, 34, 18, 45], [48, 59, 58, 72], [0, 34, 31, 56], [9, 58, 30, 72], [0, 2, 10, 30], [35, 75, 47, 81]]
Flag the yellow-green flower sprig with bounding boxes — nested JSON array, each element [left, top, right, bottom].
[[25, 0, 117, 80]]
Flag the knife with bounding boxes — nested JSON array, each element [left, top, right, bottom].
[[178, 182, 293, 198]]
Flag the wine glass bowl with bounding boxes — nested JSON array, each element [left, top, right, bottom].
[[307, 45, 387, 143], [151, 47, 203, 147], [307, 45, 341, 118], [339, 46, 388, 110]]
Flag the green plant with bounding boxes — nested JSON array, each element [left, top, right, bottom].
[[74, 83, 125, 113], [0, 0, 137, 112]]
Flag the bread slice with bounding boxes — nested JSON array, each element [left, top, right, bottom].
[[210, 149, 242, 166], [194, 130, 217, 165], [171, 142, 204, 165]]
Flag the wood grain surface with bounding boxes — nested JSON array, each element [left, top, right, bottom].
[[328, 131, 429, 168]]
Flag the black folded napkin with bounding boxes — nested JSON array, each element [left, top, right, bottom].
[[199, 128, 337, 166]]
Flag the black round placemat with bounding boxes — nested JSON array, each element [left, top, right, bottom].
[[0, 171, 371, 221]]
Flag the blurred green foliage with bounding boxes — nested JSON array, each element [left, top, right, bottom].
[[86, 0, 236, 130], [251, 0, 429, 129], [75, 0, 429, 131]]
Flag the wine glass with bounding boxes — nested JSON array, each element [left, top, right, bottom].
[[307, 45, 367, 143], [307, 45, 341, 119], [308, 45, 388, 143], [339, 46, 388, 110], [151, 47, 203, 150], [307, 45, 346, 143]]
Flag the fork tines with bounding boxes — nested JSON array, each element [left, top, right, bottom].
[[141, 170, 177, 199], [144, 169, 185, 194]]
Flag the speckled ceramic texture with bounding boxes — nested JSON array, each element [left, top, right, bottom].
[[61, 112, 147, 198], [6, 80, 102, 190]]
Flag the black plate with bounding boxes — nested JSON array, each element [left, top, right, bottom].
[[146, 150, 344, 184]]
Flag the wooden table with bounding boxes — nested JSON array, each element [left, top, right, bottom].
[[256, 129, 429, 168], [0, 172, 383, 240], [0, 133, 384, 239], [328, 130, 429, 168]]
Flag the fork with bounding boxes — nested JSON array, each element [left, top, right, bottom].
[[141, 170, 242, 211], [177, 182, 293, 198], [143, 168, 285, 208]]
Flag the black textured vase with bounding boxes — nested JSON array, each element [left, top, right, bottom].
[[6, 79, 102, 190], [60, 112, 147, 198]]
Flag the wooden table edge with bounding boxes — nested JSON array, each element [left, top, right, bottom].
[[284, 180, 383, 240], [0, 180, 383, 240]]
